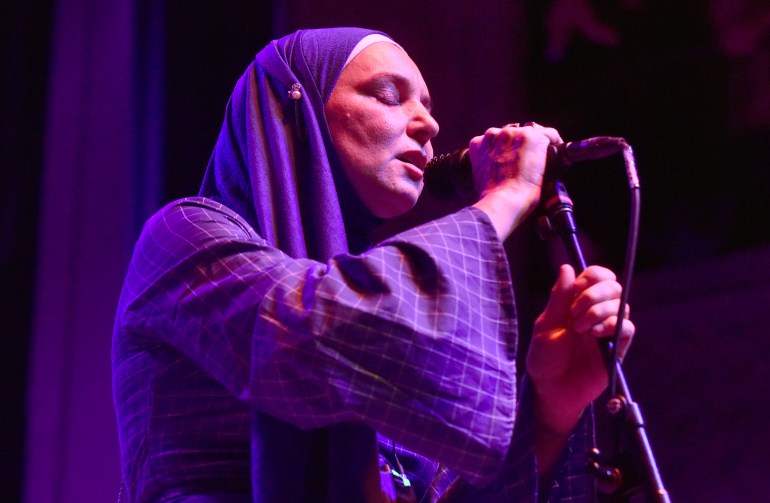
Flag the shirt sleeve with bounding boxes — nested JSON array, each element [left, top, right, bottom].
[[115, 197, 520, 486], [436, 379, 595, 502]]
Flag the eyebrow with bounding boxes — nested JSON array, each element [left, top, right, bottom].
[[368, 71, 434, 112]]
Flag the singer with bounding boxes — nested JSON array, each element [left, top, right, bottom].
[[112, 28, 634, 502]]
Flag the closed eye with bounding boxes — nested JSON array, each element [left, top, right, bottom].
[[373, 84, 400, 106], [361, 73, 432, 113], [361, 74, 406, 107]]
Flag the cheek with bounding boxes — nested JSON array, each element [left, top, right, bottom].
[[346, 110, 401, 155]]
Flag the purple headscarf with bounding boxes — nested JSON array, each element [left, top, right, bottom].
[[199, 28, 402, 501], [200, 27, 390, 261]]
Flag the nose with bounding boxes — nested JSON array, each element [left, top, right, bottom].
[[408, 102, 439, 147]]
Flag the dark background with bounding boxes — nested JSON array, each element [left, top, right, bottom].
[[5, 0, 770, 501]]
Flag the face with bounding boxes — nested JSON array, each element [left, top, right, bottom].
[[325, 42, 439, 218]]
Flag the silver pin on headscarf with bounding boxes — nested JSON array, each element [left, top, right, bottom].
[[288, 83, 302, 100], [289, 83, 306, 141]]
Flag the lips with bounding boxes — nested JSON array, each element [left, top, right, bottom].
[[396, 150, 429, 180]]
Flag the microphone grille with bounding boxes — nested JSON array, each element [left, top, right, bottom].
[[424, 149, 475, 201]]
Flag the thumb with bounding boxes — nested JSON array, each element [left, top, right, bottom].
[[538, 264, 576, 331]]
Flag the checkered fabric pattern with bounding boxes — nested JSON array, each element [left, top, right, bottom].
[[112, 197, 591, 502]]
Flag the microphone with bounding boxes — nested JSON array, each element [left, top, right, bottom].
[[423, 136, 627, 199], [546, 136, 627, 178]]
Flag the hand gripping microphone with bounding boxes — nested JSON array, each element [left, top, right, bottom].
[[423, 136, 627, 199]]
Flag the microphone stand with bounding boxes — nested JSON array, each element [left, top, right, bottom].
[[538, 161, 670, 502]]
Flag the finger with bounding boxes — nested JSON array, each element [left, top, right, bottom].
[[500, 121, 562, 146], [591, 318, 635, 361], [538, 264, 576, 331], [585, 310, 633, 335], [616, 319, 635, 361], [515, 120, 563, 145], [573, 299, 626, 333], [573, 265, 617, 290], [535, 126, 563, 147], [476, 124, 561, 151], [571, 280, 623, 320]]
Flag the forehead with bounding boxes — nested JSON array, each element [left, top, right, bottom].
[[338, 42, 429, 93]]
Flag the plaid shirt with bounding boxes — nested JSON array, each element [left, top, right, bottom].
[[113, 197, 591, 502]]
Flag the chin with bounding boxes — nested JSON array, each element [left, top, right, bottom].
[[369, 188, 421, 219]]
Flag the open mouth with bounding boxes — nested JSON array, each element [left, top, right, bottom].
[[397, 157, 425, 181], [396, 151, 428, 171]]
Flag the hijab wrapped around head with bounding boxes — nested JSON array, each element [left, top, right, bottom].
[[199, 28, 408, 501], [199, 27, 396, 260]]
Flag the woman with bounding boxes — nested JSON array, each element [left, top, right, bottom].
[[113, 28, 633, 502]]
